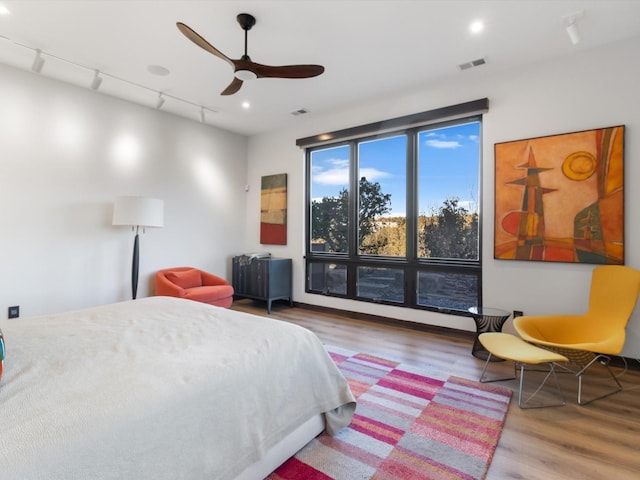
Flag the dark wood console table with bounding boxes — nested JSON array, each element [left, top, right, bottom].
[[232, 256, 292, 313]]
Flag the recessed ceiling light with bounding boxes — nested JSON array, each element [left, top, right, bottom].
[[242, 101, 251, 109], [147, 64, 171, 76], [0, 5, 11, 15], [470, 20, 484, 34]]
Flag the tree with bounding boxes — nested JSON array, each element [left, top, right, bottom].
[[360, 217, 407, 256], [311, 191, 348, 252], [311, 177, 392, 253], [420, 197, 478, 259]]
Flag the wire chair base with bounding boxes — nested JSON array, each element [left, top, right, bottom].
[[480, 353, 566, 409], [550, 352, 623, 405]]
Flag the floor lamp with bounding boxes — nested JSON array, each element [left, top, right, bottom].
[[112, 196, 164, 299]]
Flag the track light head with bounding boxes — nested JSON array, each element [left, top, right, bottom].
[[566, 23, 580, 45], [31, 49, 45, 73], [563, 9, 584, 45], [90, 69, 103, 90]]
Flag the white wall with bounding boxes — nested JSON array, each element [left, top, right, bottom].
[[245, 36, 640, 357], [0, 63, 248, 317]]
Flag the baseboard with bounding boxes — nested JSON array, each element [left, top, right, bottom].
[[291, 300, 474, 340]]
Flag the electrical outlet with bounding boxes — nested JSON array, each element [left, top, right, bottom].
[[513, 310, 523, 318], [8, 306, 19, 319]]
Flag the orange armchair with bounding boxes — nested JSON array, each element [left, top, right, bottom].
[[155, 267, 234, 308]]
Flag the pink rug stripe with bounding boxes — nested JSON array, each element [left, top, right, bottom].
[[350, 413, 405, 445], [269, 457, 333, 480], [268, 347, 511, 480], [376, 446, 477, 480]]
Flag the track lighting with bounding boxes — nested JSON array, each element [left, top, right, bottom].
[[31, 49, 45, 73], [3, 36, 217, 124], [90, 69, 103, 90]]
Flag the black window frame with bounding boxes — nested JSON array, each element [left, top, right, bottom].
[[300, 99, 488, 316]]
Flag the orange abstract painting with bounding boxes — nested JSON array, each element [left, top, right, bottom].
[[494, 126, 624, 264]]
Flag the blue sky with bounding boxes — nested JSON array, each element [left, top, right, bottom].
[[310, 121, 480, 216]]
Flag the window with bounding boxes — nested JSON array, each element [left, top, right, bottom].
[[358, 135, 406, 256], [302, 99, 486, 315], [309, 145, 350, 253]]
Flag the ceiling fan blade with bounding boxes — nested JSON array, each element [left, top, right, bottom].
[[176, 22, 234, 68], [221, 77, 243, 95], [252, 63, 325, 79]]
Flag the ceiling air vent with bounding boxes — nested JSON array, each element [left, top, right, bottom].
[[458, 57, 487, 71], [291, 108, 309, 116]]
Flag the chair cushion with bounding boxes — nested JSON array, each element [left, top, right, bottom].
[[184, 285, 234, 303], [479, 332, 568, 364], [166, 269, 202, 289]]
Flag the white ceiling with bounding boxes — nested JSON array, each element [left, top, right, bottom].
[[1, 1, 639, 136]]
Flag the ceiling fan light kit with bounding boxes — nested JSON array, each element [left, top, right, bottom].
[[235, 69, 257, 81], [177, 12, 324, 96]]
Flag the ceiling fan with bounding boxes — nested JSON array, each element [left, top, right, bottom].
[[177, 13, 325, 96]]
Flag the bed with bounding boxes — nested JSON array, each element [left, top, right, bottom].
[[0, 296, 356, 480]]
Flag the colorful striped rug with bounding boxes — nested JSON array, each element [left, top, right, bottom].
[[268, 345, 511, 480]]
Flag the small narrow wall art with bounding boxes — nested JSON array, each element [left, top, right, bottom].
[[260, 173, 287, 245], [494, 125, 624, 264]]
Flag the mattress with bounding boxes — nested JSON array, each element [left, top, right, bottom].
[[0, 296, 355, 479]]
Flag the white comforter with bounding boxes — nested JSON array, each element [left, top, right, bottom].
[[0, 297, 355, 480]]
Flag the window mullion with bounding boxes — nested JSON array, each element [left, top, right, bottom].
[[405, 130, 418, 306], [347, 141, 359, 297]]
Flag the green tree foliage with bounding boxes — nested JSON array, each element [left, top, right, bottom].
[[311, 192, 348, 252], [311, 177, 391, 253], [420, 197, 478, 259], [313, 187, 476, 260], [357, 178, 392, 240]]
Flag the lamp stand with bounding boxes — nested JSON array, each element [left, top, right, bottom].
[[113, 196, 164, 300], [131, 227, 140, 300]]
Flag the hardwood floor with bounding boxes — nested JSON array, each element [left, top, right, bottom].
[[232, 299, 640, 480]]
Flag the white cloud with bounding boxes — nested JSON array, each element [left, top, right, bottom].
[[328, 158, 349, 167], [314, 167, 349, 185], [424, 139, 462, 149], [359, 167, 391, 181], [313, 164, 391, 186]]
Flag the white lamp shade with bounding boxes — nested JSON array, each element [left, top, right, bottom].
[[112, 196, 164, 228]]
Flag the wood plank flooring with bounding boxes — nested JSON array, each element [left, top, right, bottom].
[[231, 299, 640, 480]]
